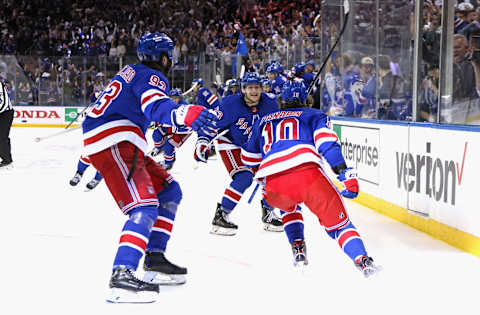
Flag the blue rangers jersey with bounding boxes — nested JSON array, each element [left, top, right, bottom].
[[241, 107, 345, 179], [82, 64, 180, 156], [271, 75, 288, 95], [198, 92, 279, 148], [197, 87, 219, 109]]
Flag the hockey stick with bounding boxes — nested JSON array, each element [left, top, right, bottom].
[[64, 103, 91, 129], [182, 82, 198, 96], [34, 125, 81, 143], [307, 0, 351, 96], [247, 182, 260, 204], [239, 64, 245, 79], [192, 129, 229, 169]]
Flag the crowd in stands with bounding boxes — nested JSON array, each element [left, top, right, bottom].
[[0, 0, 321, 107], [1, 0, 479, 124]]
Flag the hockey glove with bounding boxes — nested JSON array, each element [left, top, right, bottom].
[[194, 139, 210, 163], [337, 167, 359, 199], [174, 105, 219, 133]]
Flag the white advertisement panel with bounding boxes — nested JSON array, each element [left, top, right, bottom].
[[407, 127, 480, 235], [13, 106, 86, 126], [332, 117, 480, 238]]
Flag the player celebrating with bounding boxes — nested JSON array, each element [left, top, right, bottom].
[[266, 62, 287, 94], [150, 88, 192, 170], [195, 72, 283, 235], [191, 78, 220, 109], [223, 78, 240, 97], [82, 32, 218, 303], [241, 81, 381, 277]]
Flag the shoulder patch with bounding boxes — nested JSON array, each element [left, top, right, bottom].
[[266, 92, 276, 99]]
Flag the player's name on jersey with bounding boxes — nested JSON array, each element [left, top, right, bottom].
[[261, 110, 302, 124]]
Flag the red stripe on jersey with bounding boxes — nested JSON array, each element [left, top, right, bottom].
[[119, 234, 147, 250], [282, 212, 303, 225], [142, 91, 167, 106], [217, 138, 232, 145], [241, 153, 262, 163], [84, 126, 145, 145], [225, 188, 242, 201], [154, 219, 173, 232], [80, 156, 91, 164], [337, 230, 360, 248], [208, 95, 218, 104], [260, 147, 320, 170], [314, 132, 337, 143]]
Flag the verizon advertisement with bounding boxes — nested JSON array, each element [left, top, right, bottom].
[[331, 118, 480, 238], [13, 106, 86, 127]]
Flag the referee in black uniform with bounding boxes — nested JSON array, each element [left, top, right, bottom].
[[0, 79, 13, 169]]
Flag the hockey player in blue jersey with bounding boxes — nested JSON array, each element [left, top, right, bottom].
[[151, 88, 192, 170], [69, 155, 103, 190], [69, 92, 104, 190], [195, 72, 283, 235], [81, 33, 219, 303], [266, 62, 287, 94], [262, 78, 273, 93], [223, 78, 240, 97], [241, 81, 381, 277], [191, 78, 220, 109]]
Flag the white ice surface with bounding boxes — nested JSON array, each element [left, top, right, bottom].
[[1, 127, 479, 315]]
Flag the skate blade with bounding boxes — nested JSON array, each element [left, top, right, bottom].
[[210, 225, 237, 236], [106, 288, 158, 304], [364, 265, 383, 278], [143, 271, 186, 285], [263, 223, 284, 232]]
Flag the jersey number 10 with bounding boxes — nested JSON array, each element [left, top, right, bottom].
[[262, 117, 299, 153]]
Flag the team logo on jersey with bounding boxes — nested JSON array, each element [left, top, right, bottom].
[[236, 118, 245, 126], [339, 212, 345, 219]]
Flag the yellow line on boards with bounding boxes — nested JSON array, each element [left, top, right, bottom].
[[339, 183, 480, 258]]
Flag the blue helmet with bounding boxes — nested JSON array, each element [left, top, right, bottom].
[[169, 88, 182, 97], [241, 72, 262, 88], [192, 78, 204, 87], [137, 33, 174, 62], [261, 79, 272, 87], [266, 62, 282, 75], [292, 62, 306, 76], [226, 78, 239, 88], [306, 60, 315, 69], [281, 80, 307, 104]]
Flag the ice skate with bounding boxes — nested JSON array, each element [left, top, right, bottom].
[[0, 161, 13, 170], [106, 267, 159, 303], [163, 157, 175, 171], [354, 255, 382, 278], [143, 251, 187, 285], [291, 239, 308, 267], [69, 171, 82, 186], [85, 178, 101, 191], [210, 203, 238, 236], [261, 203, 283, 232]]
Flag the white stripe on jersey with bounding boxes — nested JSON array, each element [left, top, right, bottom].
[[240, 148, 262, 167], [255, 144, 321, 179], [207, 94, 218, 105], [313, 127, 338, 150], [83, 119, 148, 156], [141, 88, 169, 113]]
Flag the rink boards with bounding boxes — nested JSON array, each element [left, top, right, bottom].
[[331, 117, 480, 257], [11, 106, 480, 257], [12, 105, 85, 128]]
